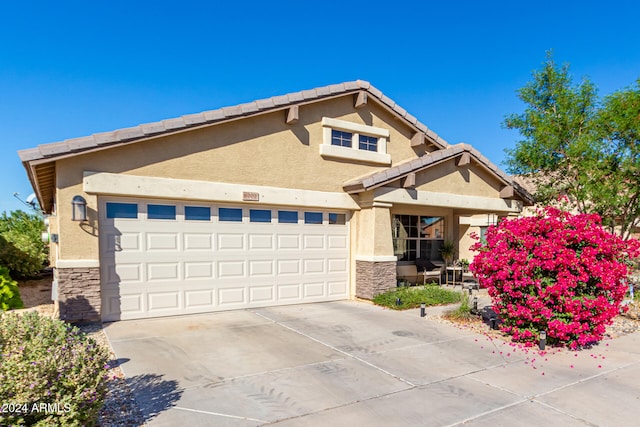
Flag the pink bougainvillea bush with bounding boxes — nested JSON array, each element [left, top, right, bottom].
[[470, 206, 640, 349]]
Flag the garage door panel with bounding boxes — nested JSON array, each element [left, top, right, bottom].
[[219, 287, 246, 305], [249, 285, 275, 303], [147, 263, 180, 281], [328, 235, 348, 249], [147, 233, 179, 251], [185, 290, 215, 308], [303, 235, 324, 249], [218, 261, 245, 278], [303, 259, 325, 274], [116, 293, 144, 318], [277, 234, 300, 249], [303, 282, 325, 297], [328, 258, 347, 273], [248, 234, 273, 250], [184, 262, 214, 279], [328, 281, 348, 296], [113, 263, 142, 284], [184, 233, 214, 251], [148, 291, 180, 312], [277, 283, 301, 300], [218, 233, 245, 250], [100, 199, 349, 320], [249, 260, 274, 276], [277, 259, 300, 275]]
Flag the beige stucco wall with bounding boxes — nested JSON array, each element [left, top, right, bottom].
[[354, 204, 395, 258], [458, 224, 477, 262], [415, 160, 503, 199], [53, 96, 423, 261]]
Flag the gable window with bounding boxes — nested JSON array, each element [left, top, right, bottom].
[[392, 215, 445, 263], [320, 117, 391, 165], [359, 135, 378, 152], [331, 130, 352, 147]]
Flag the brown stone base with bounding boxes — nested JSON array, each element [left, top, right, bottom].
[[355, 260, 397, 300], [55, 267, 101, 323]]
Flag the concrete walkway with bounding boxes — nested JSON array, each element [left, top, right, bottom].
[[104, 300, 640, 426]]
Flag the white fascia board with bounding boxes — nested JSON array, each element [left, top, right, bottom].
[[83, 172, 361, 210], [374, 187, 523, 213], [56, 259, 100, 268]]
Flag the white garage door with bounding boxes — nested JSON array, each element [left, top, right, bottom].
[[100, 198, 350, 321]]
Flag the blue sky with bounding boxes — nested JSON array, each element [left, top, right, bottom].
[[2, 0, 639, 213]]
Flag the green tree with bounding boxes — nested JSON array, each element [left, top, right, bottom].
[[0, 210, 48, 278], [596, 80, 640, 239], [504, 53, 640, 238]]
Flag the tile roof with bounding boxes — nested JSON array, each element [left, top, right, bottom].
[[18, 80, 448, 163], [343, 143, 535, 204]]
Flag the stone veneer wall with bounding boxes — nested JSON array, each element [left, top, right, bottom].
[[55, 267, 101, 323], [355, 260, 397, 300]]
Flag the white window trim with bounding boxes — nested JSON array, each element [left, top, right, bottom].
[[320, 117, 391, 165]]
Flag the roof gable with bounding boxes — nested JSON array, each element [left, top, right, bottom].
[[18, 80, 449, 164], [343, 143, 534, 205]]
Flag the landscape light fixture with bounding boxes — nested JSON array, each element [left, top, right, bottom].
[[490, 316, 497, 330], [72, 196, 87, 221], [539, 330, 547, 350]]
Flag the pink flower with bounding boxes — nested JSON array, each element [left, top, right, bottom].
[[470, 206, 640, 349]]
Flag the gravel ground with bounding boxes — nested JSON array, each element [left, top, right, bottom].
[[77, 323, 146, 427]]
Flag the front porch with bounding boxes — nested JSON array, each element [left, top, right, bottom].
[[346, 144, 533, 300]]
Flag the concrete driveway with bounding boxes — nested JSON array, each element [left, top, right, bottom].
[[104, 301, 640, 426]]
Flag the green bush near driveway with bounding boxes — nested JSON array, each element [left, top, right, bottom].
[[0, 312, 110, 426], [373, 285, 463, 310], [0, 266, 23, 311]]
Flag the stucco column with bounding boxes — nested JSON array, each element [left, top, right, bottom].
[[354, 201, 397, 299]]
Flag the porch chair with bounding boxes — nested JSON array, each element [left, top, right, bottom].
[[415, 258, 442, 286], [396, 264, 422, 286]]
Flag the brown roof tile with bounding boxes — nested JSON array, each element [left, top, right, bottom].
[[17, 80, 450, 163]]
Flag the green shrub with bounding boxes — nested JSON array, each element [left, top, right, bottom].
[[443, 293, 478, 321], [373, 285, 462, 310], [0, 312, 110, 426], [0, 266, 23, 310], [0, 210, 48, 279]]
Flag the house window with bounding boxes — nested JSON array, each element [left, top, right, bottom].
[[331, 130, 352, 147], [479, 226, 489, 244], [304, 212, 323, 224], [278, 210, 298, 224], [106, 202, 138, 219], [250, 209, 272, 223], [359, 135, 378, 152], [329, 213, 346, 225], [392, 215, 445, 262], [320, 117, 391, 165], [147, 204, 176, 220], [219, 207, 242, 222], [185, 206, 211, 221]]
